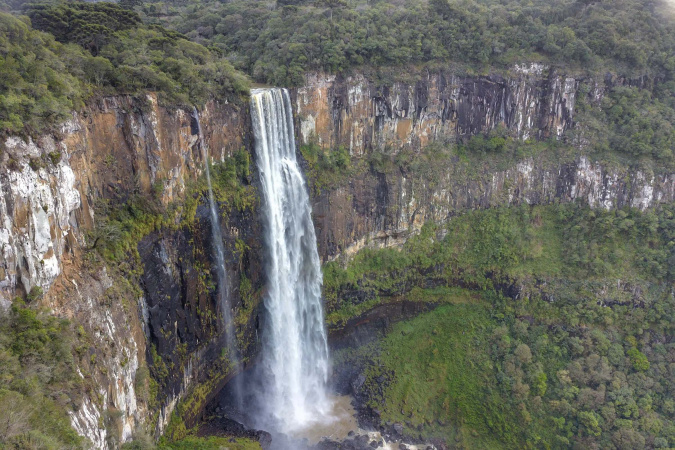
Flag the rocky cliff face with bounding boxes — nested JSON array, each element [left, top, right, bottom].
[[295, 64, 579, 156], [291, 69, 674, 261], [309, 154, 675, 262], [0, 94, 257, 448]]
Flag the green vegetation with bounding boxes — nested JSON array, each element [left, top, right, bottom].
[[147, 0, 675, 86], [577, 85, 675, 167], [325, 203, 675, 324], [300, 141, 356, 192], [162, 351, 236, 442], [0, 299, 84, 448], [25, 2, 251, 103], [234, 272, 261, 343], [158, 435, 261, 450], [0, 12, 86, 135], [90, 148, 255, 262], [28, 2, 142, 54], [330, 203, 675, 448], [357, 302, 512, 448], [0, 3, 249, 136], [122, 428, 261, 449]]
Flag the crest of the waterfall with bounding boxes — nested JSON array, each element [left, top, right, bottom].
[[250, 88, 330, 432]]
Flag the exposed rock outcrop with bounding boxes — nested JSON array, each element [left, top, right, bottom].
[[310, 155, 675, 262], [0, 93, 254, 447], [295, 65, 578, 155], [292, 69, 673, 261]]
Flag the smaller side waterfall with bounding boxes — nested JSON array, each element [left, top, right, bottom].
[[192, 109, 240, 395]]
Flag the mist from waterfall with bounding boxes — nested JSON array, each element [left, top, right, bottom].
[[250, 88, 330, 432], [192, 109, 240, 399]]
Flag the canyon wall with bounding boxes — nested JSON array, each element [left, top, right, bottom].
[[0, 94, 261, 448], [309, 154, 675, 262], [0, 65, 672, 448], [295, 64, 579, 155], [292, 68, 673, 261]]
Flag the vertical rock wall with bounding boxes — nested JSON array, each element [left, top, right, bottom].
[[0, 94, 252, 448], [291, 68, 673, 261], [295, 65, 578, 155], [309, 155, 675, 262]]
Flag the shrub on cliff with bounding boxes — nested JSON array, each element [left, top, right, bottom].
[[0, 299, 83, 448]]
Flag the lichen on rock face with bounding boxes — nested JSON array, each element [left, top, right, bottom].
[[0, 136, 81, 302]]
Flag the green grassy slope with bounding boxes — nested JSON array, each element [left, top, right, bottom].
[[330, 203, 675, 448]]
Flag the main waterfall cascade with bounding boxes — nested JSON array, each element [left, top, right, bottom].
[[250, 88, 331, 431]]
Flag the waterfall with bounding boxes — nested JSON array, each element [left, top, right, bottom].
[[192, 109, 240, 389], [250, 88, 330, 431]]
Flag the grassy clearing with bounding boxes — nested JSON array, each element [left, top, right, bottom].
[[366, 302, 510, 448]]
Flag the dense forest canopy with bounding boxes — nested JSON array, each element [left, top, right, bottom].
[[0, 2, 249, 136], [143, 0, 675, 85]]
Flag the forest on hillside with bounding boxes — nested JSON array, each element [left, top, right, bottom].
[[140, 0, 675, 85], [0, 2, 248, 136], [0, 0, 673, 143]]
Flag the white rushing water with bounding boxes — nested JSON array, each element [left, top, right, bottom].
[[250, 88, 330, 432]]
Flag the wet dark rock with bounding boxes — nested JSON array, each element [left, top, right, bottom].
[[197, 415, 272, 449], [356, 434, 370, 446], [351, 373, 366, 392], [315, 435, 376, 450], [139, 175, 264, 427]]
